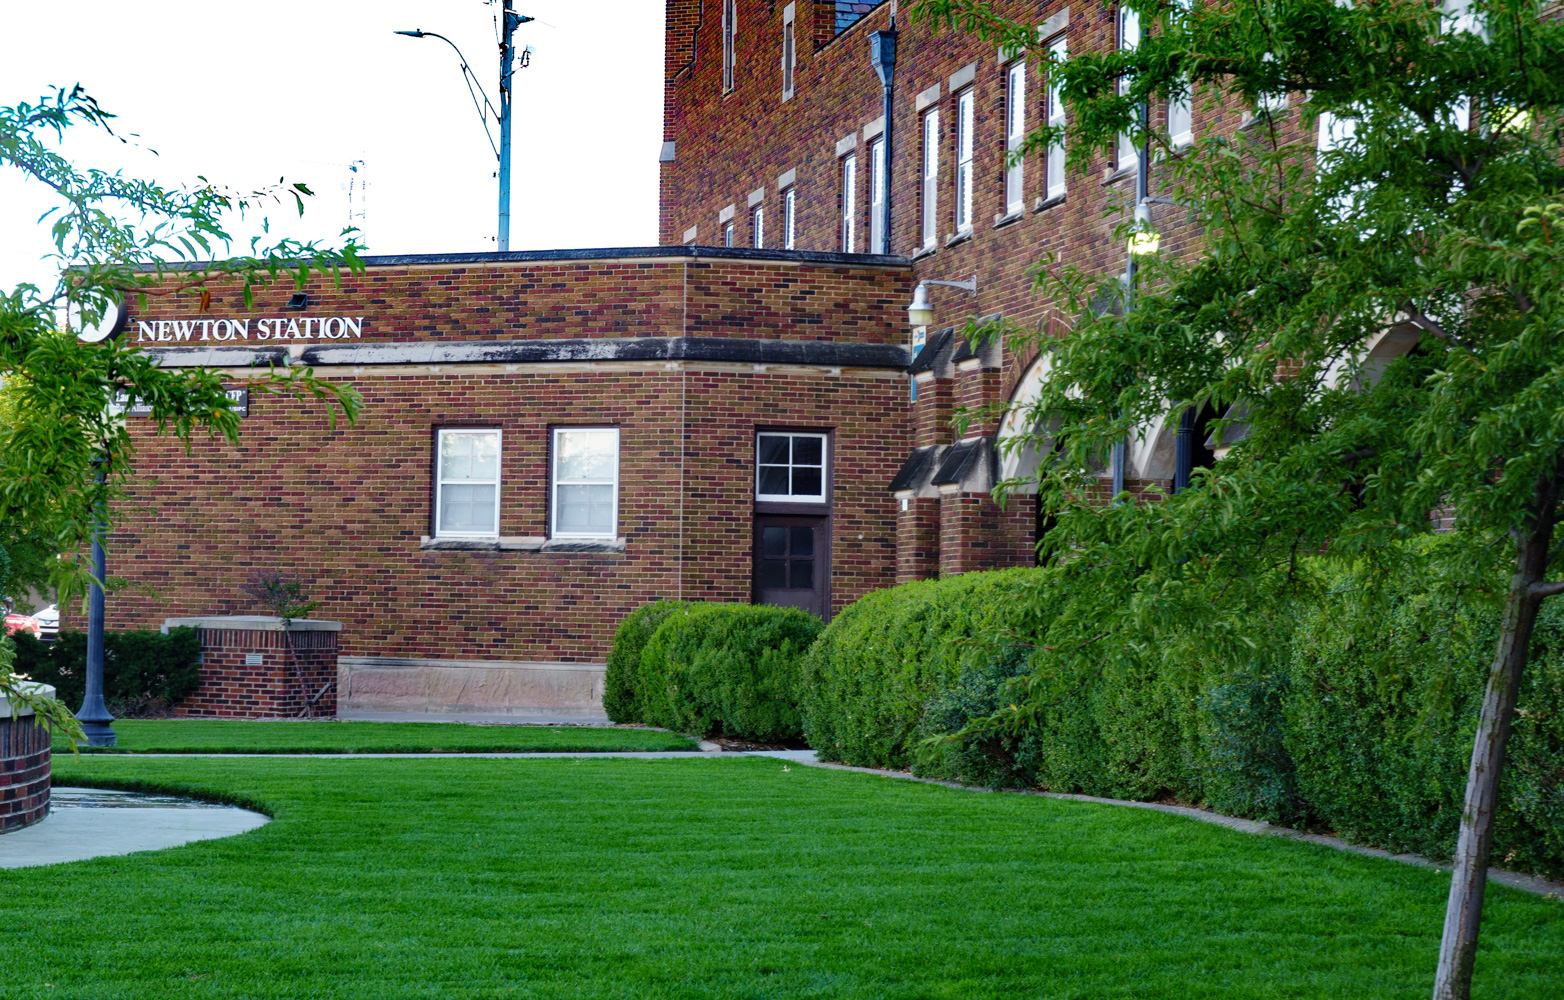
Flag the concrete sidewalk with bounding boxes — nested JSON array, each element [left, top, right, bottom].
[[0, 788, 268, 869]]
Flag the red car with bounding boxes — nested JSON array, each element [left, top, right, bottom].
[[3, 612, 41, 638]]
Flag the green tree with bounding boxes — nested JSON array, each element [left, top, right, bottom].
[[1, 86, 364, 741], [916, 1, 1564, 996]]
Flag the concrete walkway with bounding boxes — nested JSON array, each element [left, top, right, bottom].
[[0, 788, 269, 869]]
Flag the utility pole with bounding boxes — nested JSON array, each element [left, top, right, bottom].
[[396, 5, 532, 251], [497, 3, 531, 252]]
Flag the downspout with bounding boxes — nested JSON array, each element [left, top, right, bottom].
[[869, 24, 898, 254]]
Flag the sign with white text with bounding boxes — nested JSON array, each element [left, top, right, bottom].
[[135, 316, 366, 344]]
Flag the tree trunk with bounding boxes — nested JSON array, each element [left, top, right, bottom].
[[1431, 469, 1560, 1000]]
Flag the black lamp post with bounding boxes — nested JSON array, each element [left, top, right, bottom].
[[75, 458, 116, 746], [71, 297, 128, 747]]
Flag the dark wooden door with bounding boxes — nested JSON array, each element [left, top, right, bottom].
[[753, 515, 829, 620]]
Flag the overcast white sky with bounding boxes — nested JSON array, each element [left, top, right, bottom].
[[0, 1, 665, 296]]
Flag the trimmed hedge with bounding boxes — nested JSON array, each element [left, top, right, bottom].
[[1284, 586, 1564, 881], [603, 600, 689, 723], [799, 567, 1050, 770], [639, 603, 822, 741], [812, 567, 1564, 880], [10, 627, 201, 715]]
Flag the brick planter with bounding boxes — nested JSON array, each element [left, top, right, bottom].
[[164, 616, 340, 718], [1, 683, 54, 833]]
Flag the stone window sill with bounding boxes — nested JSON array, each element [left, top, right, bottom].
[[1101, 166, 1135, 186], [910, 244, 938, 262], [419, 536, 627, 553], [991, 210, 1025, 229], [943, 230, 973, 249], [1034, 194, 1066, 213]]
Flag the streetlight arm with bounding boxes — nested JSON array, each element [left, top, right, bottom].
[[394, 29, 502, 161]]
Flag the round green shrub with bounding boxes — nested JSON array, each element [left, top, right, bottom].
[[800, 567, 1051, 770], [603, 600, 689, 723], [657, 603, 823, 741]]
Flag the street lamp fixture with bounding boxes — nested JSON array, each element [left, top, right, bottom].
[[395, 5, 534, 251], [905, 275, 977, 329], [1128, 201, 1160, 256]]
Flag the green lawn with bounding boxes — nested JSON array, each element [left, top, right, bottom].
[[4, 756, 1558, 998], [53, 719, 696, 754]]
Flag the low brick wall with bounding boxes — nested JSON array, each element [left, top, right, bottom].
[[165, 617, 339, 718], [1, 711, 52, 833]]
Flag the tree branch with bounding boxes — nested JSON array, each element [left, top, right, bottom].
[[1530, 581, 1564, 599]]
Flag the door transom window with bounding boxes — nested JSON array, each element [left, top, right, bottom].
[[755, 432, 827, 503]]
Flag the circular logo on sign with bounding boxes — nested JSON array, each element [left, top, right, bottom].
[[72, 298, 129, 343]]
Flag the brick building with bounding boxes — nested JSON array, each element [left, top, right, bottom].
[[108, 0, 1378, 714]]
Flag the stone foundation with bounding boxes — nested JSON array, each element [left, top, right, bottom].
[[339, 656, 605, 717], [164, 616, 339, 718]]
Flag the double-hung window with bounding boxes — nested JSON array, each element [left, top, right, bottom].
[[435, 428, 501, 538], [921, 109, 939, 247], [869, 136, 887, 254], [753, 205, 765, 248], [1045, 36, 1068, 200], [724, 221, 735, 248], [1167, 0, 1193, 147], [783, 187, 797, 249], [781, 3, 796, 100], [722, 0, 737, 92], [551, 427, 619, 538], [1004, 62, 1026, 216], [1117, 6, 1140, 172], [756, 432, 827, 503], [955, 88, 974, 233], [1168, 86, 1193, 148], [840, 153, 857, 252]]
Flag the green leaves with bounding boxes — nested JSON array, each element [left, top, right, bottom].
[[0, 86, 364, 605]]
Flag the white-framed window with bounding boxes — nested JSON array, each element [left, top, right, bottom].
[[722, 0, 737, 92], [1045, 36, 1068, 199], [1117, 6, 1140, 172], [752, 205, 765, 248], [921, 109, 939, 247], [869, 136, 887, 254], [840, 153, 857, 252], [724, 221, 735, 247], [551, 427, 619, 538], [1444, 0, 1482, 36], [435, 428, 501, 538], [781, 2, 796, 100], [783, 187, 797, 249], [1005, 61, 1026, 216], [1168, 87, 1193, 148], [756, 431, 827, 503], [955, 88, 974, 233]]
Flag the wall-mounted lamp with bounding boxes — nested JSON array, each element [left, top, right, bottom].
[[1128, 202, 1160, 256], [905, 275, 978, 328], [286, 292, 310, 311]]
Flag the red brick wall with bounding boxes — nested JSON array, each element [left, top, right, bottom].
[[125, 255, 911, 349], [0, 717, 50, 832], [109, 255, 914, 664], [662, 1, 1322, 579], [175, 627, 338, 719]]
